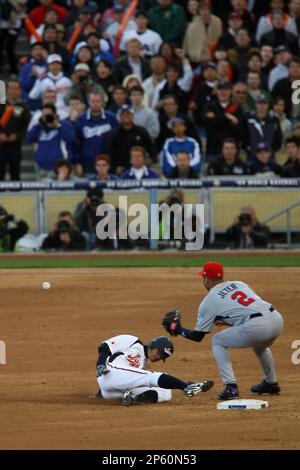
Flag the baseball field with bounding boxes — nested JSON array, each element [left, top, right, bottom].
[[0, 252, 300, 450]]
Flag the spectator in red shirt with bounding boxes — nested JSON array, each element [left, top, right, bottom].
[[30, 0, 67, 28]]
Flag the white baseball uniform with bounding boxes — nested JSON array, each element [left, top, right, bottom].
[[120, 29, 163, 57], [97, 334, 172, 402], [195, 281, 284, 384], [102, 334, 139, 354]]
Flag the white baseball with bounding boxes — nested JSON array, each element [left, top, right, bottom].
[[42, 282, 51, 290]]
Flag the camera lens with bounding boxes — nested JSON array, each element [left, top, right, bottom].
[[57, 220, 71, 233], [239, 214, 252, 226], [90, 196, 101, 208]]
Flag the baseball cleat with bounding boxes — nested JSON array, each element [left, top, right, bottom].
[[217, 383, 239, 400], [251, 380, 281, 395], [184, 380, 214, 397], [121, 390, 137, 406]]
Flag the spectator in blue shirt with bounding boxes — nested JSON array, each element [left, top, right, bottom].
[[161, 117, 202, 177], [19, 42, 48, 101], [26, 103, 76, 175], [121, 146, 160, 180], [250, 142, 283, 177], [74, 91, 118, 176], [168, 151, 200, 179], [86, 32, 114, 65]]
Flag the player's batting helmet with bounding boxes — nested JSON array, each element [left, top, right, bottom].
[[148, 336, 174, 361]]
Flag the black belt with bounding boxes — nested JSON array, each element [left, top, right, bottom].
[[249, 306, 274, 320], [249, 313, 263, 320]]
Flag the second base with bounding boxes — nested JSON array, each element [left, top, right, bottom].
[[217, 399, 269, 410]]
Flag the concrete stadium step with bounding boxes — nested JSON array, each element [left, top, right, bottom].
[[22, 144, 34, 161], [17, 31, 30, 57], [21, 161, 34, 170], [20, 165, 37, 180], [21, 171, 37, 181], [21, 143, 36, 179], [22, 142, 34, 153]]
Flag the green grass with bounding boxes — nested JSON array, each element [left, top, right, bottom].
[[0, 255, 299, 269]]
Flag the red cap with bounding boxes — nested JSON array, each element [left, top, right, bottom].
[[198, 261, 224, 279]]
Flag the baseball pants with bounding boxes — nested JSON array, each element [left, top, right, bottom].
[[211, 309, 284, 385], [97, 362, 172, 402]]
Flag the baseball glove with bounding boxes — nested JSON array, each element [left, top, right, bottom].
[[162, 308, 182, 336]]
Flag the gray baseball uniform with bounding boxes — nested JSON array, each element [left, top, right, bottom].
[[195, 281, 284, 384], [97, 334, 172, 402]]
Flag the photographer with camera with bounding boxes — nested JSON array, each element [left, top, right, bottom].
[[26, 103, 76, 177], [0, 206, 29, 252], [42, 212, 86, 251], [158, 188, 185, 250], [74, 187, 108, 249], [226, 206, 271, 249], [64, 63, 107, 107]]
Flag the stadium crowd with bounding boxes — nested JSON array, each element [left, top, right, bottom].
[[0, 0, 300, 182]]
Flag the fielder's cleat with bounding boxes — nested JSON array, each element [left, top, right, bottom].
[[251, 380, 281, 395], [217, 383, 239, 400], [184, 380, 214, 397], [121, 390, 137, 406]]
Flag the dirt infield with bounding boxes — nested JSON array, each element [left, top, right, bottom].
[[0, 267, 299, 450]]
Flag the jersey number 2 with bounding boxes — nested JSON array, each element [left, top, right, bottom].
[[231, 291, 255, 307]]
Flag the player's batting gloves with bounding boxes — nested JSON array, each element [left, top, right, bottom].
[[96, 365, 110, 378], [162, 308, 182, 337]]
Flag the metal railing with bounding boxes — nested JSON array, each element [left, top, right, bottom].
[[262, 201, 300, 249]]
